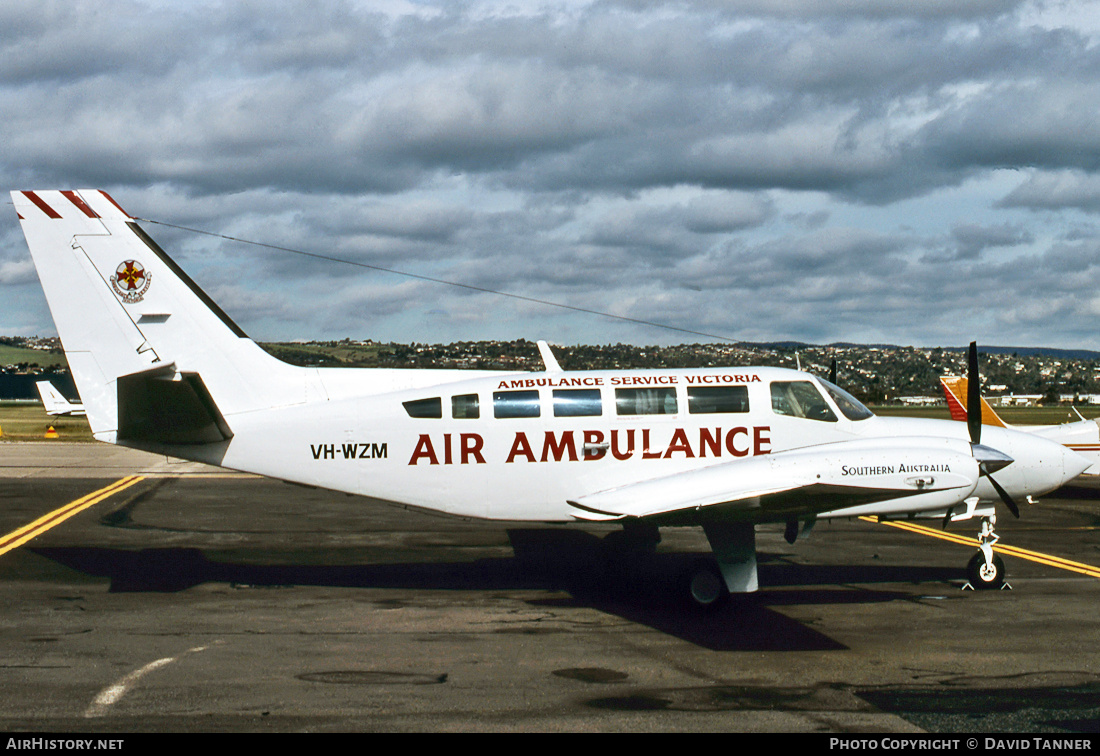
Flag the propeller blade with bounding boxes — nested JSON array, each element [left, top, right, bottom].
[[983, 466, 1021, 519], [829, 358, 837, 385], [967, 341, 981, 446], [963, 343, 1020, 519]]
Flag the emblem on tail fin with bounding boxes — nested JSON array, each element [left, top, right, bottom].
[[111, 260, 151, 303]]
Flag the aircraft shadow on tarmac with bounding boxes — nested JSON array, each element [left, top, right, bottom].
[[1047, 482, 1100, 502], [28, 528, 967, 651]]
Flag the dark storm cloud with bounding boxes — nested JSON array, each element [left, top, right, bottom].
[[2, 0, 1093, 200], [920, 79, 1100, 176], [670, 226, 915, 300], [999, 170, 1100, 214], [943, 222, 1034, 260], [580, 193, 775, 260]]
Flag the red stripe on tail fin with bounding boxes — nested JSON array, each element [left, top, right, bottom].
[[21, 191, 61, 219], [940, 377, 968, 423], [60, 191, 101, 218], [98, 191, 133, 218]]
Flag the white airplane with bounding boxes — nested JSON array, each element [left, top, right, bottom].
[[941, 375, 1100, 476], [35, 380, 86, 416], [11, 190, 1090, 604]]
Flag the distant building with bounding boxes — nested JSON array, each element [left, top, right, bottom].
[[991, 395, 1042, 406], [1065, 394, 1100, 405]]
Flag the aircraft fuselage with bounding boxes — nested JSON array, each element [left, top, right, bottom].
[[127, 364, 1079, 524]]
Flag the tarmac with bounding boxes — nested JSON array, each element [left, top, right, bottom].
[[1, 442, 1099, 733]]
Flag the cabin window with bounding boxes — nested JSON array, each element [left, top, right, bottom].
[[770, 381, 837, 422], [553, 389, 602, 417], [403, 397, 442, 419], [615, 387, 677, 415], [493, 390, 541, 418], [687, 386, 749, 414], [451, 393, 480, 419]]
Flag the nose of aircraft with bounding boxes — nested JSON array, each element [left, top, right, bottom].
[[1002, 429, 1092, 497], [1060, 442, 1093, 485]]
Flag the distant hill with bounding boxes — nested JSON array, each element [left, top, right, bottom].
[[937, 345, 1100, 360], [748, 341, 1100, 361], [5, 335, 1100, 402], [0, 343, 66, 369]]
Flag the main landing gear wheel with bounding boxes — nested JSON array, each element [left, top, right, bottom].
[[967, 552, 1006, 590], [682, 560, 728, 609]]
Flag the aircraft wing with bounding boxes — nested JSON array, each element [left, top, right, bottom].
[[568, 436, 980, 523]]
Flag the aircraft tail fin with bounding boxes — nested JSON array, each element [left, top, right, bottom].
[[12, 190, 306, 446], [939, 375, 1008, 428], [35, 381, 85, 416]]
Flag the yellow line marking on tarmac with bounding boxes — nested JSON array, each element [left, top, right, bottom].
[[0, 475, 146, 557], [860, 516, 1100, 579]]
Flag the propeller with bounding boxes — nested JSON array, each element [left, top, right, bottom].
[[967, 342, 982, 446], [828, 358, 837, 385], [966, 341, 1021, 518]]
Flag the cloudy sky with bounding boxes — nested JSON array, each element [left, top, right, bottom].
[[4, 0, 1100, 349]]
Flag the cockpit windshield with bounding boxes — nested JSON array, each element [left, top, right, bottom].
[[817, 378, 875, 421], [770, 381, 838, 422]]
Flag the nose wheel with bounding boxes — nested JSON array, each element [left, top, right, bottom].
[[964, 515, 1010, 590]]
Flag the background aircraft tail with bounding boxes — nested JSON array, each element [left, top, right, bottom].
[[939, 375, 1008, 427], [12, 190, 309, 446], [35, 380, 85, 416]]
